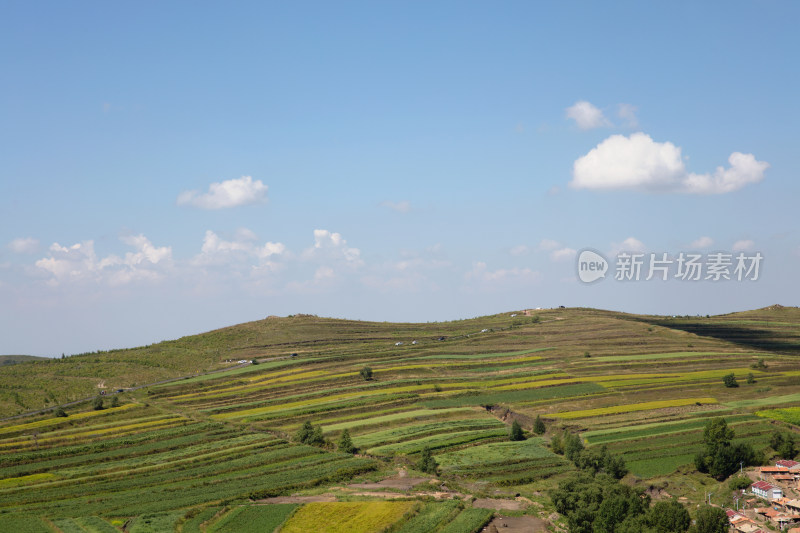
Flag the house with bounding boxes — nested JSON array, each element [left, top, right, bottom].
[[777, 459, 800, 471], [751, 481, 783, 500]]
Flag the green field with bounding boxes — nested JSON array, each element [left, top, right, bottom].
[[1, 306, 799, 530]]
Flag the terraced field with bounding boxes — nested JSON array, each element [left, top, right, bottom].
[[0, 305, 798, 531]]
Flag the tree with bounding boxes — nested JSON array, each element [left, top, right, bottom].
[[696, 417, 760, 480], [359, 366, 373, 381], [110, 396, 120, 408], [746, 373, 755, 384], [722, 373, 738, 388], [729, 476, 752, 491], [770, 431, 797, 459], [534, 415, 546, 435], [54, 407, 67, 418], [551, 433, 564, 454], [310, 425, 325, 446], [338, 429, 356, 454], [510, 420, 525, 441], [92, 397, 104, 410], [296, 421, 314, 443], [418, 446, 438, 474], [563, 432, 585, 462], [647, 499, 690, 533], [691, 505, 728, 533]]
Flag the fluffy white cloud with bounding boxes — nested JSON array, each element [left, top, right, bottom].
[[732, 239, 755, 252], [309, 229, 362, 266], [566, 101, 611, 130], [194, 229, 285, 267], [7, 237, 39, 254], [571, 133, 768, 194], [690, 236, 714, 249], [380, 200, 412, 213], [177, 176, 268, 209], [35, 235, 171, 286]]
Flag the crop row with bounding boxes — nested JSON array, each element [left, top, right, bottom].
[[551, 397, 718, 419]]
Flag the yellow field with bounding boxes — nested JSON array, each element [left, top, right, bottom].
[[0, 473, 56, 488], [0, 403, 139, 436], [280, 501, 417, 533], [551, 397, 718, 419]]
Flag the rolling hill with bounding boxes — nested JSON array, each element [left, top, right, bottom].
[[0, 306, 798, 532]]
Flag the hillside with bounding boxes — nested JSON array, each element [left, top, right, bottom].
[[0, 306, 798, 531]]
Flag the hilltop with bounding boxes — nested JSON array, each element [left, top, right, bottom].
[[0, 305, 798, 531]]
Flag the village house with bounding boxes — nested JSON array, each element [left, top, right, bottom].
[[751, 480, 783, 500]]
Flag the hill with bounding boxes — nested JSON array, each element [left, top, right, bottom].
[[0, 306, 798, 531]]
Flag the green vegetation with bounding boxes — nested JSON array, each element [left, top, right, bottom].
[[509, 420, 524, 441], [722, 373, 739, 388], [0, 306, 798, 529], [359, 366, 373, 381]]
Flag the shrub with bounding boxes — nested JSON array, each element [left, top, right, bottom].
[[533, 415, 546, 435], [359, 366, 373, 381], [418, 446, 438, 474], [746, 373, 755, 384], [92, 397, 104, 410], [510, 420, 525, 441], [722, 373, 738, 388], [338, 429, 356, 454], [110, 396, 120, 408], [54, 407, 68, 418]]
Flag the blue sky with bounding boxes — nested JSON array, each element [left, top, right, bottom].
[[1, 1, 798, 356]]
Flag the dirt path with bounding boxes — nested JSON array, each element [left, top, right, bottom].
[[482, 515, 548, 532]]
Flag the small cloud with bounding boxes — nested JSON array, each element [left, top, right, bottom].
[[547, 185, 560, 196], [611, 237, 646, 255], [538, 239, 561, 251], [380, 200, 412, 213], [566, 100, 611, 130], [732, 239, 755, 252], [551, 247, 577, 262], [617, 103, 638, 128], [690, 236, 714, 249], [509, 245, 529, 256], [178, 176, 268, 209], [464, 262, 541, 285], [307, 229, 363, 267], [571, 133, 768, 194], [8, 237, 39, 254]]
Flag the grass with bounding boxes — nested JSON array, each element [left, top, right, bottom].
[[209, 504, 297, 532], [279, 501, 417, 533], [551, 397, 718, 419]]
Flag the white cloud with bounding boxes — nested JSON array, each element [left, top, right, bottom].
[[611, 237, 646, 256], [177, 176, 268, 209], [194, 229, 285, 267], [617, 104, 638, 128], [8, 237, 39, 254], [538, 239, 561, 251], [509, 245, 529, 256], [35, 235, 171, 286], [690, 236, 714, 249], [464, 262, 541, 285], [380, 200, 412, 213], [566, 101, 611, 130], [732, 239, 755, 252], [571, 133, 768, 194], [551, 247, 577, 261], [309, 229, 362, 266]]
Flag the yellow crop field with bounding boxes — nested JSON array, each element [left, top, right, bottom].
[[551, 397, 718, 419], [0, 472, 56, 488], [0, 403, 140, 436], [170, 370, 330, 400], [280, 501, 417, 533], [211, 383, 454, 419]]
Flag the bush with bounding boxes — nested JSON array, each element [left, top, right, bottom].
[[338, 429, 356, 454], [722, 373, 739, 388], [533, 415, 546, 435], [54, 407, 67, 418], [359, 366, 373, 381], [110, 396, 120, 408], [418, 446, 438, 474], [746, 373, 755, 384], [510, 420, 525, 441], [729, 476, 752, 491], [92, 397, 104, 410]]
